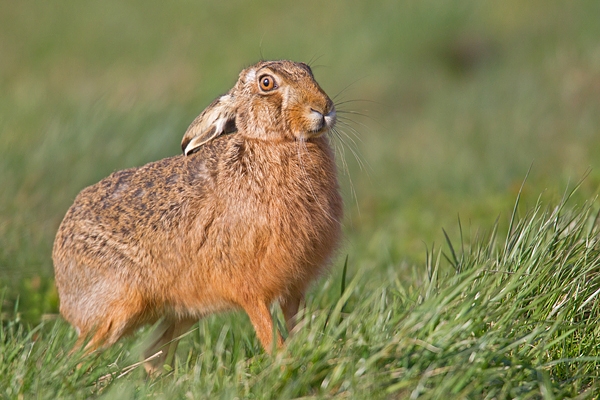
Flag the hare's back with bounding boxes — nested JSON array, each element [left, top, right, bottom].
[[54, 152, 215, 265]]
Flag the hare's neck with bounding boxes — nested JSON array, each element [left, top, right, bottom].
[[241, 136, 334, 169]]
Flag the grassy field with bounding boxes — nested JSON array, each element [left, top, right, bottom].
[[1, 0, 600, 398]]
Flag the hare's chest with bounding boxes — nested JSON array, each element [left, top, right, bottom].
[[217, 143, 341, 245]]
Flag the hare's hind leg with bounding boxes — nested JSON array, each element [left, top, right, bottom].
[[143, 318, 196, 375], [280, 292, 305, 336], [69, 317, 134, 361], [68, 295, 148, 356]]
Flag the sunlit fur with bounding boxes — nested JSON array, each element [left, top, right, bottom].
[[52, 60, 343, 373]]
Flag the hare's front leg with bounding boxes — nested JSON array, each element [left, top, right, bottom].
[[241, 300, 283, 353], [144, 318, 196, 375]]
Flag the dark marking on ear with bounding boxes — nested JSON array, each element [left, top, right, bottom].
[[224, 119, 237, 135]]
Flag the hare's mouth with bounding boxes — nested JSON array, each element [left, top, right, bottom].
[[304, 108, 336, 138]]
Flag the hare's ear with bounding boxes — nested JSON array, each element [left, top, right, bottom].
[[181, 93, 237, 155]]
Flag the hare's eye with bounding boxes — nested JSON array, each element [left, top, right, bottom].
[[259, 75, 276, 91]]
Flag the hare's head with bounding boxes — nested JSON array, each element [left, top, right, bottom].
[[182, 60, 336, 155]]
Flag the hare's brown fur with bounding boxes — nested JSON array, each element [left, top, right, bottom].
[[53, 60, 342, 373]]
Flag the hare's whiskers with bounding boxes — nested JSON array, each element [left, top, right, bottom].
[[338, 111, 370, 138], [330, 130, 360, 216], [332, 77, 368, 102], [296, 139, 341, 225], [335, 118, 364, 143], [332, 126, 367, 173]]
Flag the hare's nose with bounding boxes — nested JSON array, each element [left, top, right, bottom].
[[324, 108, 336, 129]]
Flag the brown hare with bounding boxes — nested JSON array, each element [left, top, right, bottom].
[[53, 60, 343, 374]]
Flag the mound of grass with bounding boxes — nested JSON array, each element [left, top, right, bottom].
[[2, 191, 599, 398]]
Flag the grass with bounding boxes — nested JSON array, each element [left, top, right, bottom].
[[2, 0, 600, 398], [2, 191, 600, 398]]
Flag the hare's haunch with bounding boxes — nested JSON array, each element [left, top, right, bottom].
[[53, 60, 342, 373]]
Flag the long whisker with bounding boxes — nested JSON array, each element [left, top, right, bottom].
[[335, 121, 369, 155], [333, 132, 350, 176], [296, 139, 341, 225], [330, 129, 361, 214], [336, 110, 382, 128], [336, 110, 371, 118], [337, 115, 379, 136], [307, 53, 324, 67], [332, 103, 372, 172], [332, 76, 369, 102], [332, 126, 367, 171], [334, 99, 382, 107], [335, 119, 364, 142], [329, 94, 375, 217], [340, 149, 359, 216], [334, 129, 368, 173]]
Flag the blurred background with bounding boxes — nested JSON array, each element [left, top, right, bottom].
[[1, 0, 600, 321]]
